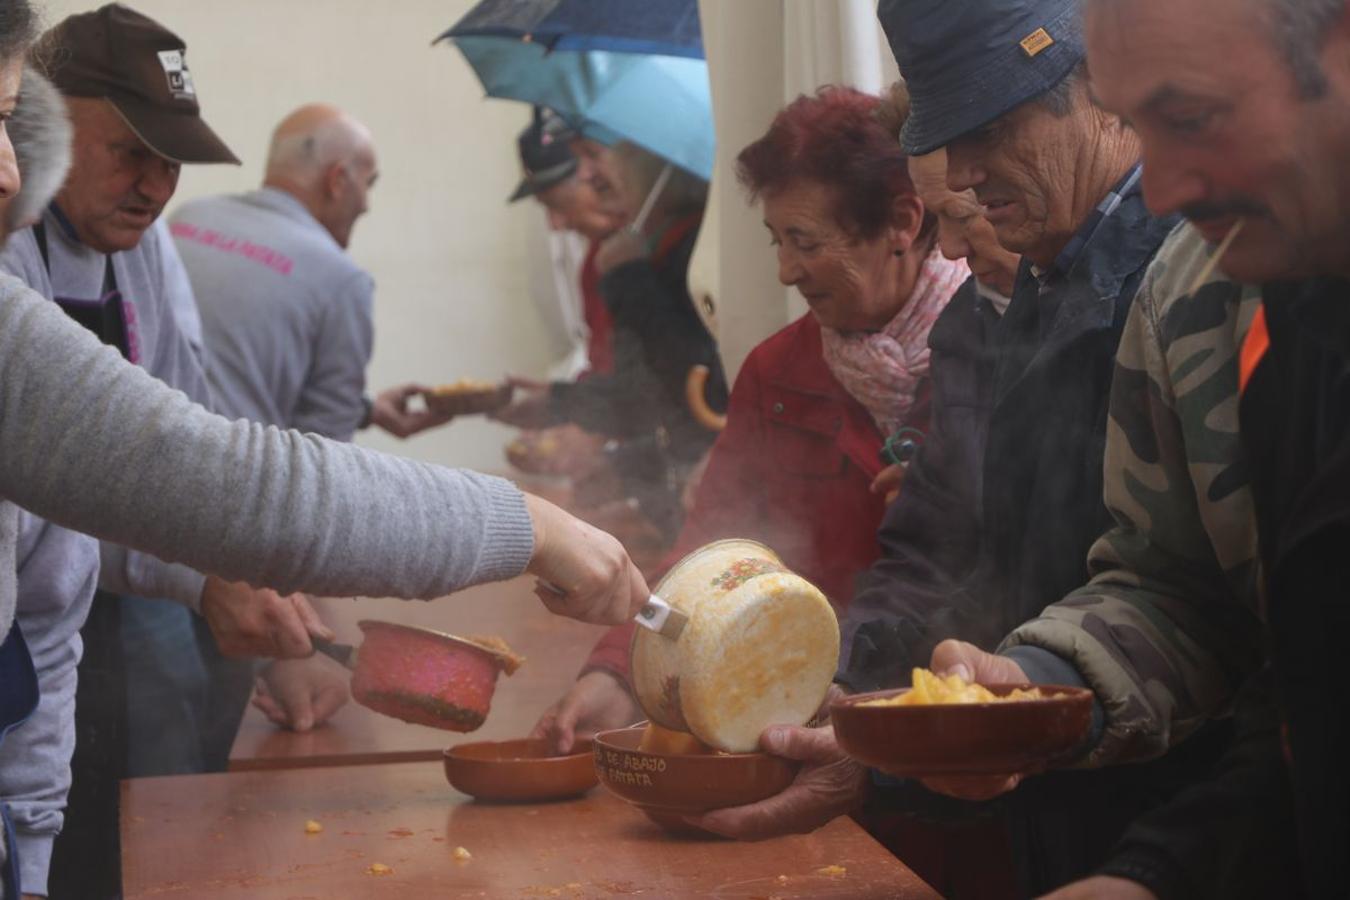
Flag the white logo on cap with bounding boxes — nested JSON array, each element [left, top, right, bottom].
[[157, 49, 196, 101]]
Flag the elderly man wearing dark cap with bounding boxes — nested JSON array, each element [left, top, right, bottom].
[[503, 108, 630, 479], [0, 5, 326, 896], [511, 107, 621, 381], [684, 0, 1247, 895]]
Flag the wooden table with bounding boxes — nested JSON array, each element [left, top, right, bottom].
[[229, 576, 606, 771], [122, 760, 939, 899]]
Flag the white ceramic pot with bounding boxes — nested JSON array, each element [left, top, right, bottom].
[[630, 539, 840, 752]]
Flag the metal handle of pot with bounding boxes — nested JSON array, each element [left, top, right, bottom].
[[538, 581, 687, 640], [634, 595, 688, 640], [312, 637, 358, 671]]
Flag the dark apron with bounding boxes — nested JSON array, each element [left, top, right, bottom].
[[0, 622, 40, 897], [36, 220, 135, 900], [35, 222, 136, 363]]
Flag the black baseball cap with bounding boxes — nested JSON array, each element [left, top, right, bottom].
[[35, 3, 239, 165], [508, 107, 577, 203]]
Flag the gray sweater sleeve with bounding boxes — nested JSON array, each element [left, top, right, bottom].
[[0, 273, 535, 599]]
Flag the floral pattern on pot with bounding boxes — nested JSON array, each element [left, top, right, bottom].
[[710, 558, 786, 593]]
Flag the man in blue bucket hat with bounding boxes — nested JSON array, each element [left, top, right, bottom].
[[895, 0, 1086, 157], [688, 1, 1253, 895]]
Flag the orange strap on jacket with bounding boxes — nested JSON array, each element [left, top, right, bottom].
[[1239, 304, 1270, 396]]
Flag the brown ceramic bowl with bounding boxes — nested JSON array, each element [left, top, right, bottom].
[[830, 684, 1094, 778], [423, 382, 513, 417], [593, 727, 797, 833], [443, 738, 596, 802]]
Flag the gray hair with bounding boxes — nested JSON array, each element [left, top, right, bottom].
[[6, 68, 71, 233], [1267, 0, 1347, 96], [1035, 61, 1088, 117], [0, 0, 38, 62]]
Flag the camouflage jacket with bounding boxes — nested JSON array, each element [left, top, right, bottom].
[[1003, 225, 1268, 765]]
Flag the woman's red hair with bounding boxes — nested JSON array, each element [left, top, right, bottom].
[[736, 85, 920, 240]]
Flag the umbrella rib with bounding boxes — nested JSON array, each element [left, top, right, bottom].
[[630, 164, 674, 234]]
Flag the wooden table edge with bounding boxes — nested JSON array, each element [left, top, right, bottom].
[[226, 747, 447, 772]]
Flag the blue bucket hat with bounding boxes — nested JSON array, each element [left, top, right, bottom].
[[877, 0, 1086, 156]]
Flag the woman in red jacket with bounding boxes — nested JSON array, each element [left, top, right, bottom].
[[533, 85, 1017, 750]]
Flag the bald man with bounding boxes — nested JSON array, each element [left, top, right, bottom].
[[171, 103, 441, 442]]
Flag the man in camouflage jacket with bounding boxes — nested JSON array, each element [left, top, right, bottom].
[[1001, 225, 1267, 766], [946, 225, 1301, 899]]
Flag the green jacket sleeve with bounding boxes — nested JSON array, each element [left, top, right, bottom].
[[1001, 226, 1267, 765]]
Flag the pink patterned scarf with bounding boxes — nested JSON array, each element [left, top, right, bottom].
[[820, 248, 970, 436]]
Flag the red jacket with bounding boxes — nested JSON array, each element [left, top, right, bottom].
[[579, 241, 614, 376], [585, 314, 915, 680]]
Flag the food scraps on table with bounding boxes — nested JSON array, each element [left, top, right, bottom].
[[452, 846, 472, 861], [860, 667, 1044, 706], [815, 865, 848, 876], [303, 819, 323, 834], [522, 886, 585, 898], [365, 863, 394, 876]]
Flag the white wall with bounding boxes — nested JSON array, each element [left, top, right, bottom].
[[693, 0, 898, 380], [38, 0, 556, 473], [693, 0, 785, 382]]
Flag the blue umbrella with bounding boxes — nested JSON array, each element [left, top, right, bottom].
[[444, 35, 714, 181], [440, 0, 703, 60]]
